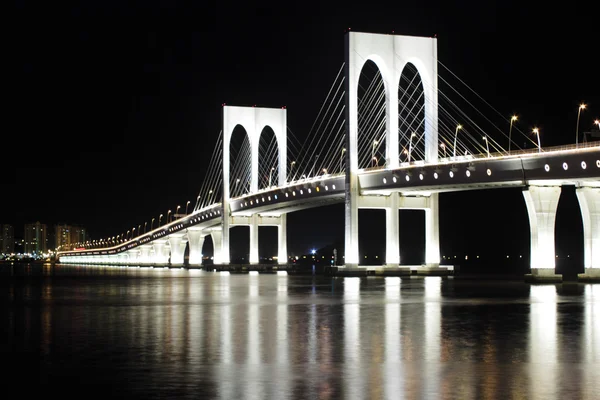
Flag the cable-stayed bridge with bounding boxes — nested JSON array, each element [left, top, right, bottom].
[[57, 32, 600, 282]]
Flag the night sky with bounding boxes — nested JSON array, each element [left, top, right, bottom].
[[5, 1, 600, 268]]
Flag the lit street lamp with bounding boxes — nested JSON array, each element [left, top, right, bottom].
[[144, 221, 148, 233], [322, 168, 327, 175], [167, 210, 172, 224], [290, 161, 296, 181], [408, 132, 416, 163], [440, 142, 446, 159], [372, 156, 378, 167], [158, 214, 163, 226], [576, 103, 586, 147], [453, 124, 462, 158], [185, 200, 191, 215], [176, 205, 181, 219], [533, 128, 541, 153], [509, 115, 517, 154], [372, 140, 378, 167], [594, 120, 600, 131], [483, 136, 490, 158], [268, 167, 274, 187]]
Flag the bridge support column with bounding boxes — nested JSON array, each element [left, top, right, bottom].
[[127, 249, 140, 265], [138, 245, 152, 265], [152, 239, 169, 265], [187, 230, 206, 267], [211, 231, 224, 265], [576, 187, 600, 281], [523, 186, 562, 282], [385, 194, 400, 267], [250, 214, 259, 264], [278, 214, 288, 265], [168, 234, 187, 266], [425, 193, 440, 267]]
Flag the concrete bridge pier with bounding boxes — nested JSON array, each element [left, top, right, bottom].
[[576, 186, 600, 281], [168, 234, 187, 266], [523, 185, 562, 282], [211, 230, 224, 265], [151, 239, 169, 265], [277, 213, 288, 265], [138, 244, 152, 265], [249, 214, 259, 264], [127, 249, 140, 265], [385, 194, 400, 268], [187, 229, 206, 267]]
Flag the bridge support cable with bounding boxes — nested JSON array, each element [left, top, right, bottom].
[[356, 63, 388, 169], [194, 131, 224, 211], [285, 127, 306, 181], [392, 51, 533, 160], [293, 65, 346, 180], [258, 132, 280, 190], [396, 61, 491, 160], [229, 133, 252, 198], [438, 61, 538, 152]]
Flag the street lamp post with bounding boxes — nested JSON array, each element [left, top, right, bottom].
[[208, 190, 213, 204], [289, 161, 296, 181], [144, 221, 148, 234], [158, 214, 163, 227], [185, 200, 190, 215], [340, 148, 345, 172], [372, 157, 378, 167], [408, 132, 416, 163], [576, 103, 586, 147], [595, 120, 600, 131], [440, 142, 446, 159], [268, 167, 274, 187], [167, 210, 172, 224], [533, 128, 541, 153], [453, 124, 462, 159], [176, 205, 181, 218], [509, 115, 517, 154], [483, 136, 490, 158], [313, 154, 319, 177], [372, 140, 378, 167], [322, 168, 327, 175]]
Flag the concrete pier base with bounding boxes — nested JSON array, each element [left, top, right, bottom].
[[525, 268, 562, 283], [577, 268, 600, 282]]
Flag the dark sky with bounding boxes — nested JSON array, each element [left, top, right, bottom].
[[5, 1, 600, 264]]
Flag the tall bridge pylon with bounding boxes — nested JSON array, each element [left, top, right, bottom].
[[222, 105, 288, 264], [344, 31, 440, 267]]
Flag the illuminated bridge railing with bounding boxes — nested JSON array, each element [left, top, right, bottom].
[[58, 203, 223, 257]]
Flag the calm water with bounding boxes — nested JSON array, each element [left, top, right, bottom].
[[1, 264, 599, 399]]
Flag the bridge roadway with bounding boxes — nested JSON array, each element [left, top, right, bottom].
[[59, 142, 600, 262]]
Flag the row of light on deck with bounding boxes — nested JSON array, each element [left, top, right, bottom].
[[543, 160, 600, 172], [381, 168, 493, 184], [380, 158, 600, 185], [238, 184, 338, 208]]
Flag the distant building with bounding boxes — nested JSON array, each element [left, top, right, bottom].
[[54, 224, 88, 250], [24, 221, 49, 255], [0, 224, 15, 254]]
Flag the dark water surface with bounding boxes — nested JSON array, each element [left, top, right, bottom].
[[1, 264, 599, 399]]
